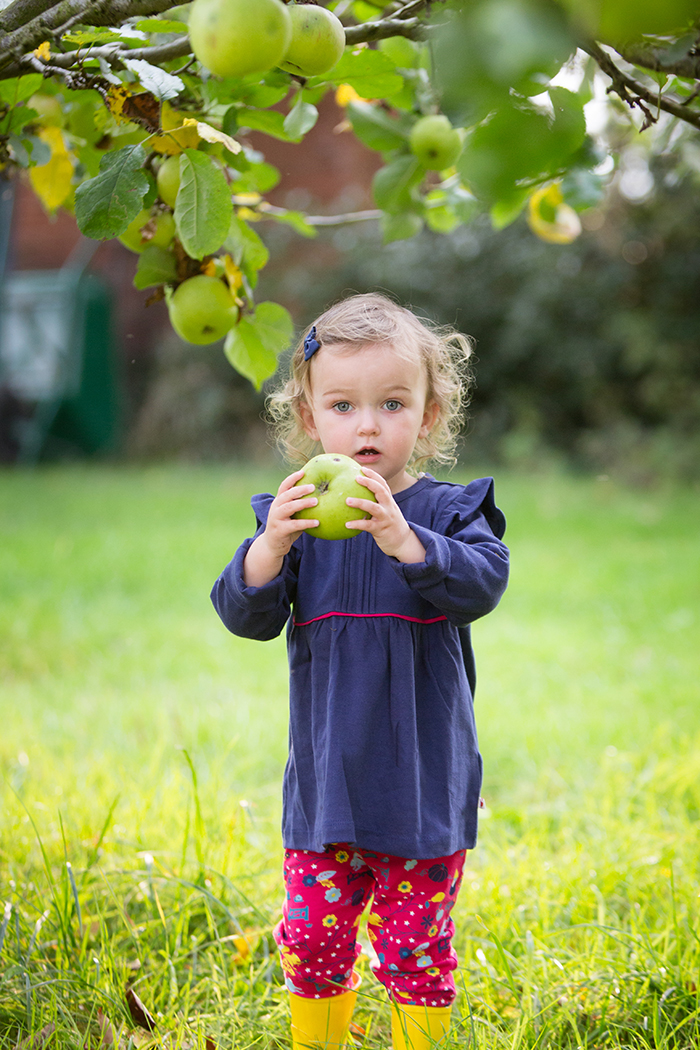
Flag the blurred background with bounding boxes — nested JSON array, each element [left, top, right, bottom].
[[1, 87, 699, 483]]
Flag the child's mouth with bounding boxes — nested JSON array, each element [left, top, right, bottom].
[[356, 448, 380, 459]]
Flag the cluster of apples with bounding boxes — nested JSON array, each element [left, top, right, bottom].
[[119, 165, 239, 347], [189, 0, 346, 80], [118, 1, 350, 346]]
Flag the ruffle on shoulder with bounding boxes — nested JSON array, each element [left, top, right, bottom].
[[434, 476, 506, 540]]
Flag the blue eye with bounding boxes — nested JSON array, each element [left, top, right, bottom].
[[384, 400, 402, 411], [334, 401, 352, 413]]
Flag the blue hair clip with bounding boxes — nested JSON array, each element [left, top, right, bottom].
[[303, 325, 321, 361]]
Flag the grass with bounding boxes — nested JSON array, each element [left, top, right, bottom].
[[1, 464, 699, 1049]]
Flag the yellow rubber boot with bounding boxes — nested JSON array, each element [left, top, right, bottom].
[[391, 1002, 452, 1050], [289, 983, 359, 1050]]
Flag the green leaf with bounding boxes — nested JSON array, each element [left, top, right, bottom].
[[283, 97, 318, 141], [5, 106, 38, 135], [74, 144, 149, 239], [62, 28, 123, 45], [444, 181, 480, 224], [133, 244, 178, 289], [238, 83, 289, 108], [372, 155, 423, 214], [23, 133, 50, 165], [123, 59, 184, 101], [0, 75, 43, 105], [378, 36, 421, 70], [134, 19, 190, 33], [325, 49, 403, 99], [237, 108, 292, 141], [561, 168, 607, 211], [231, 160, 280, 194], [434, 0, 575, 124], [424, 192, 460, 234], [380, 212, 423, 244], [264, 209, 317, 238], [224, 317, 278, 390], [457, 92, 585, 206], [224, 214, 270, 285], [252, 301, 294, 354], [174, 149, 233, 259], [490, 190, 528, 229], [8, 135, 30, 167], [346, 101, 409, 152]]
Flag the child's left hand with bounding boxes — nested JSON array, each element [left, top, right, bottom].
[[345, 467, 427, 564]]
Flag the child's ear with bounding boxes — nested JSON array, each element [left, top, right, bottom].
[[419, 399, 440, 438], [299, 399, 319, 441]]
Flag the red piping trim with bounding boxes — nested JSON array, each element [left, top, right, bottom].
[[293, 611, 448, 626]]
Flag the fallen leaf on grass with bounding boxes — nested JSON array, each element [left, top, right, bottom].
[[126, 986, 157, 1032], [18, 1023, 56, 1049]]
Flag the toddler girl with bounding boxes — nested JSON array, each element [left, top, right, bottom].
[[211, 293, 509, 1049]]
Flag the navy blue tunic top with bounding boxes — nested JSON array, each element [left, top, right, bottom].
[[211, 474, 509, 859]]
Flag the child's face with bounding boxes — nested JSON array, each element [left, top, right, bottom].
[[299, 343, 439, 493]]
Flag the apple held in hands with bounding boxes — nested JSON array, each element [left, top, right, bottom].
[[292, 453, 377, 540]]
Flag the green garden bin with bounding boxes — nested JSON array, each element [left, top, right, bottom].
[[0, 262, 121, 463]]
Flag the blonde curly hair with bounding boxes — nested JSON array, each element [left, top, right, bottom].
[[267, 292, 475, 470]]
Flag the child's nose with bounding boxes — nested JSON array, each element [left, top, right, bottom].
[[357, 408, 379, 434]]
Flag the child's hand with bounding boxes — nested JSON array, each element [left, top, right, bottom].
[[345, 467, 427, 564], [243, 470, 318, 586]]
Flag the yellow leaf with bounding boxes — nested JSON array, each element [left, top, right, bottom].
[[527, 182, 581, 245], [33, 41, 50, 60], [28, 127, 74, 213], [150, 118, 201, 155], [106, 84, 131, 123], [223, 255, 244, 296], [194, 120, 241, 155], [237, 207, 260, 222], [161, 101, 186, 130], [336, 84, 364, 107], [150, 117, 242, 156], [202, 259, 219, 277]]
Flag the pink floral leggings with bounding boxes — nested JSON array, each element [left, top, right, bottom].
[[274, 844, 467, 1007]]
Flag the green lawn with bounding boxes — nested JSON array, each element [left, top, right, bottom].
[[1, 465, 698, 1049]]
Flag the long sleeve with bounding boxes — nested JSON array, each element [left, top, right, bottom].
[[210, 493, 300, 641], [390, 476, 509, 627]]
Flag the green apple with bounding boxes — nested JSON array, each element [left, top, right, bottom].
[[156, 155, 181, 208], [280, 4, 346, 77], [409, 115, 462, 171], [292, 453, 377, 540], [168, 274, 239, 345], [189, 0, 292, 77], [119, 210, 176, 253]]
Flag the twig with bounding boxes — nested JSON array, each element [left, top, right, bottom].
[[256, 202, 382, 225], [581, 39, 700, 132], [345, 16, 429, 44]]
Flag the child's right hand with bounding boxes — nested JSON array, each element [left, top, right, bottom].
[[243, 470, 318, 587]]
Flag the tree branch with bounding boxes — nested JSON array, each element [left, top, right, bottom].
[[13, 33, 191, 76], [581, 40, 700, 132], [0, 0, 184, 72], [0, 0, 63, 33], [616, 43, 700, 81], [345, 16, 428, 44]]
